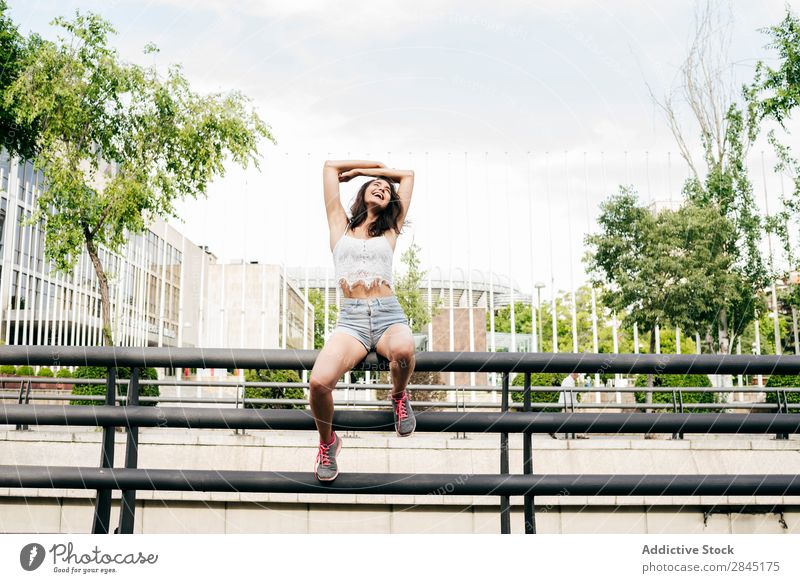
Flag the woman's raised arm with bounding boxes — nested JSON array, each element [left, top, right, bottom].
[[325, 160, 386, 172], [322, 160, 386, 229]]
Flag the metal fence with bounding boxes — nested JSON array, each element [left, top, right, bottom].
[[1, 346, 800, 534]]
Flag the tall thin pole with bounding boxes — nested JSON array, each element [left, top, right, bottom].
[[537, 286, 543, 353], [565, 151, 578, 353], [426, 152, 433, 352], [761, 151, 782, 355], [655, 324, 661, 354], [545, 152, 557, 353], [486, 152, 497, 388], [612, 311, 620, 398], [737, 337, 744, 400], [780, 171, 800, 354], [302, 155, 309, 384], [584, 152, 599, 363], [281, 152, 289, 351], [465, 152, 475, 388], [755, 307, 763, 387], [528, 152, 538, 353], [505, 152, 516, 353], [448, 153, 455, 389]]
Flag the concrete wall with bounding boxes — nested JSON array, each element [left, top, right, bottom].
[[204, 263, 311, 350], [1, 428, 799, 534], [430, 307, 488, 388]]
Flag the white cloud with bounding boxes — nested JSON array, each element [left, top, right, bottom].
[[11, 0, 800, 293]]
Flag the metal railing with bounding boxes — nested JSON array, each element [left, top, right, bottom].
[[1, 346, 800, 535], [4, 376, 797, 413]]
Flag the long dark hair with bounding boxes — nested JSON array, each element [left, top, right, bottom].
[[348, 176, 411, 237]]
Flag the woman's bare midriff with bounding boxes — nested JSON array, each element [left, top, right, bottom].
[[339, 280, 394, 299]]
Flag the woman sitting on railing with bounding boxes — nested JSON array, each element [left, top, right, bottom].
[[309, 159, 416, 481]]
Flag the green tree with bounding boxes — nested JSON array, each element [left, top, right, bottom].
[[0, 0, 41, 159], [746, 7, 800, 350], [376, 241, 446, 404], [243, 368, 305, 410], [585, 188, 737, 354], [585, 188, 741, 396], [5, 10, 274, 346], [307, 288, 336, 350], [510, 372, 575, 413], [70, 366, 159, 406], [765, 374, 800, 410], [393, 241, 444, 333], [737, 308, 792, 357], [15, 365, 33, 376], [493, 301, 533, 335], [493, 283, 700, 358], [633, 374, 714, 413], [651, 1, 770, 355]]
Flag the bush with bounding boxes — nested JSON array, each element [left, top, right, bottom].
[[765, 374, 800, 412], [374, 370, 448, 411], [15, 365, 34, 376], [56, 368, 73, 378], [244, 369, 305, 409], [633, 374, 713, 413], [70, 366, 160, 406], [36, 367, 54, 377], [510, 372, 581, 412], [0, 365, 16, 375]]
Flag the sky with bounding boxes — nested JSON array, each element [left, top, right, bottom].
[[8, 0, 800, 300]]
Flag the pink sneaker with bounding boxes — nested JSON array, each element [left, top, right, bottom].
[[314, 432, 342, 481], [392, 391, 416, 437]]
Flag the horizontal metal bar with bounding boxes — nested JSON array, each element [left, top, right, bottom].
[[1, 466, 799, 496], [2, 404, 800, 433], [4, 379, 798, 394], [2, 346, 800, 374], [1, 393, 792, 411]]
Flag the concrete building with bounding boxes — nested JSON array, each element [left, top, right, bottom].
[[0, 153, 198, 355], [203, 262, 313, 351], [0, 151, 312, 372]]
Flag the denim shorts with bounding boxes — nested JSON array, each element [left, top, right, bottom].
[[334, 295, 410, 352]]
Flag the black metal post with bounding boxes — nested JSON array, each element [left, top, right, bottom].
[[500, 372, 510, 534], [568, 385, 576, 439], [118, 367, 140, 534], [15, 380, 28, 431], [92, 367, 116, 534], [522, 372, 535, 534], [234, 380, 243, 436], [671, 389, 678, 440], [778, 389, 789, 440], [23, 379, 31, 430]]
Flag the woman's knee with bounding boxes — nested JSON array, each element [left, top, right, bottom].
[[391, 345, 415, 365], [309, 375, 336, 395]]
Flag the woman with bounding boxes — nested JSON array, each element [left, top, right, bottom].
[[310, 159, 416, 481]]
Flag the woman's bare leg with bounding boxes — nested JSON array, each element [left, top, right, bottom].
[[309, 332, 369, 442]]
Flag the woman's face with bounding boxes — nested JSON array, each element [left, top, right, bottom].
[[365, 179, 391, 210]]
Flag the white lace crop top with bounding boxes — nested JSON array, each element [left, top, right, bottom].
[[332, 224, 394, 292]]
